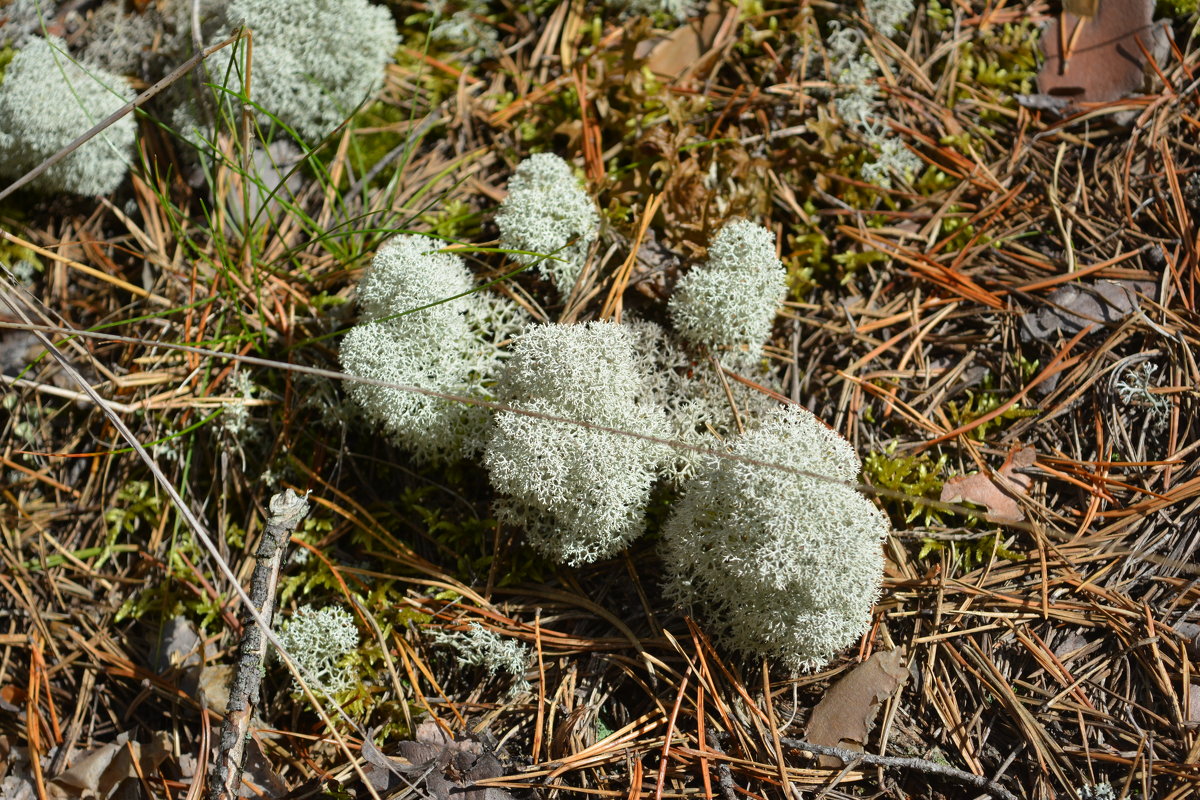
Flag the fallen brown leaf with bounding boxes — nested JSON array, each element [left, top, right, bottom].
[[637, 2, 726, 81], [939, 446, 1037, 523], [359, 722, 514, 800], [1034, 0, 1167, 113], [1020, 280, 1156, 342], [804, 649, 908, 767], [50, 732, 170, 800]]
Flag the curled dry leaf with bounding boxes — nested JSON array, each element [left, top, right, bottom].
[[939, 445, 1037, 523], [636, 2, 727, 82], [150, 615, 203, 673], [1031, 0, 1167, 114], [803, 649, 908, 767], [1020, 280, 1155, 342], [1190, 684, 1200, 725], [359, 722, 514, 800], [51, 732, 170, 799], [1173, 621, 1200, 660], [197, 663, 236, 716]]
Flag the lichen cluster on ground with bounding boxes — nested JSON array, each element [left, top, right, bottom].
[[3, 1, 1200, 799]]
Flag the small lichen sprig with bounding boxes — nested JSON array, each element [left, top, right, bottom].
[[1113, 360, 1171, 433], [668, 219, 787, 351], [1076, 783, 1116, 800], [826, 23, 881, 132], [0, 0, 59, 48], [860, 138, 922, 190], [432, 622, 530, 692], [339, 235, 528, 463], [865, 0, 915, 33], [495, 153, 600, 295], [484, 321, 670, 566], [78, 2, 166, 78], [275, 605, 359, 695], [0, 36, 135, 196], [661, 405, 890, 672], [605, 0, 692, 21], [428, 0, 500, 57], [217, 368, 262, 439], [824, 8, 922, 189]]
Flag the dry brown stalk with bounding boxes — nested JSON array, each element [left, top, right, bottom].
[[781, 737, 1019, 800], [208, 489, 309, 800]]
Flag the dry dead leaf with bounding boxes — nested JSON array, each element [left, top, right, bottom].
[[197, 664, 236, 715], [638, 3, 726, 81], [1173, 622, 1200, 660], [50, 732, 170, 800], [939, 446, 1037, 523], [804, 649, 908, 767], [1033, 0, 1167, 113], [1020, 280, 1155, 342], [359, 722, 514, 800], [150, 615, 203, 673], [237, 738, 289, 798], [0, 684, 25, 713]]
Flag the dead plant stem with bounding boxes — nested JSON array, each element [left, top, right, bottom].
[[208, 489, 309, 800], [780, 737, 1019, 800]]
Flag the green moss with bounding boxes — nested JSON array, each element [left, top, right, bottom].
[[1158, 0, 1198, 16], [102, 481, 166, 569], [784, 193, 896, 293], [863, 444, 948, 527], [926, 0, 953, 32], [395, 483, 552, 587], [783, 218, 837, 297], [833, 248, 890, 276], [955, 20, 1041, 106], [514, 86, 583, 150], [112, 482, 246, 631], [935, 205, 989, 252], [276, 517, 340, 605], [0, 234, 40, 276], [345, 101, 414, 189], [334, 602, 428, 735], [0, 46, 14, 83], [918, 532, 1022, 572], [945, 387, 1039, 441], [418, 198, 480, 241], [914, 165, 958, 196]]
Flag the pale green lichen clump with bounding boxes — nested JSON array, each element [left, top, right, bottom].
[[496, 153, 600, 294], [661, 405, 890, 672], [824, 5, 922, 188], [205, 0, 399, 144], [484, 321, 669, 565], [339, 198, 888, 671], [433, 622, 530, 692], [338, 235, 527, 463], [865, 0, 914, 32], [0, 36, 135, 195], [624, 318, 780, 481], [668, 220, 787, 350], [275, 605, 359, 695]]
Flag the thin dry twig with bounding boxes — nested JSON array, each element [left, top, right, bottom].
[[780, 737, 1019, 800], [209, 489, 309, 800]]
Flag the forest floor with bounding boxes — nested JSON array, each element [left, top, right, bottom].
[[3, 0, 1200, 798]]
